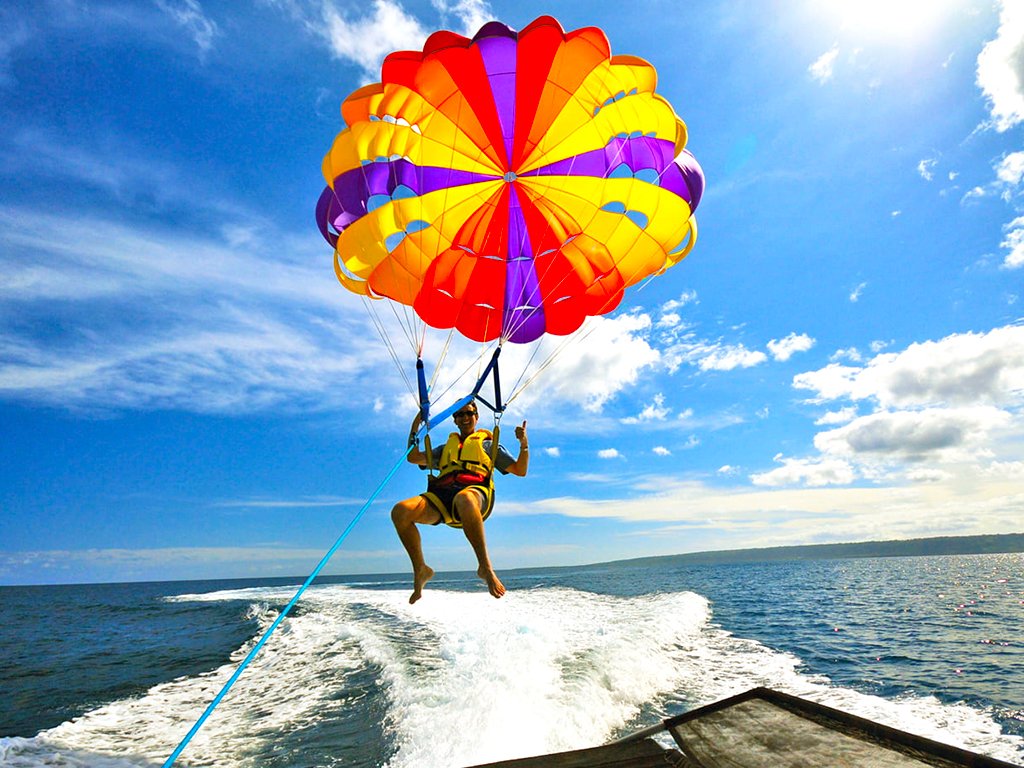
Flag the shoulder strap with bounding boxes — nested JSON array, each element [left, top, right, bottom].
[[488, 425, 500, 474], [423, 432, 435, 475]]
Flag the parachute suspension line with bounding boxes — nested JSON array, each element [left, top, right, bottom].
[[498, 246, 579, 344], [506, 335, 548, 399], [500, 187, 695, 402], [361, 296, 416, 399], [415, 313, 431, 361], [428, 327, 458, 393], [495, 231, 602, 397], [505, 212, 694, 401], [162, 446, 414, 768], [370, 194, 422, 356], [506, 322, 601, 406], [427, 341, 499, 408], [634, 272, 661, 294], [383, 293, 421, 355]]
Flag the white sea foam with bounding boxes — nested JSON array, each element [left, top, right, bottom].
[[2, 583, 1022, 767]]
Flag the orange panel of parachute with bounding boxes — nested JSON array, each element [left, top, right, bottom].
[[316, 16, 704, 343]]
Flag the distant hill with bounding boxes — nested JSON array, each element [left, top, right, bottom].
[[593, 532, 1024, 570]]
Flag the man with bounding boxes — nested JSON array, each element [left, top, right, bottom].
[[391, 402, 528, 604]]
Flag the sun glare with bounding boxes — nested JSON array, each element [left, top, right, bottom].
[[826, 0, 965, 42]]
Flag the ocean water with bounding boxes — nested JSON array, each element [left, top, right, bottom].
[[1, 553, 1022, 767]]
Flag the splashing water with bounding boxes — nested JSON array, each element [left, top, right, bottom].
[[2, 580, 1022, 767]]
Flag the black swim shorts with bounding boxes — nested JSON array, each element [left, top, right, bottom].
[[422, 474, 494, 528]]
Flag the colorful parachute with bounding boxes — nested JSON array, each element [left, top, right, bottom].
[[317, 16, 704, 345]]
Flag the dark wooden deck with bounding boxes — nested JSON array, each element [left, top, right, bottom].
[[464, 735, 690, 767], [664, 687, 1022, 768], [462, 687, 1023, 768]]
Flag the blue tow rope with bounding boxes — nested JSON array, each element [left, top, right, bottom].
[[162, 445, 413, 767]]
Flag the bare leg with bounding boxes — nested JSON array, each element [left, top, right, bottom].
[[391, 497, 439, 604], [454, 490, 505, 598]]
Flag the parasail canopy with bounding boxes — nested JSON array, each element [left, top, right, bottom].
[[317, 15, 704, 345]]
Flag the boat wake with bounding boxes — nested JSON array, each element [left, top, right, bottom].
[[2, 583, 1021, 767]]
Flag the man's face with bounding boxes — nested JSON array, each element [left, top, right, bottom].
[[453, 407, 478, 436]]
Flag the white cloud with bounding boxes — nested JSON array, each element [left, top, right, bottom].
[[0, 12, 31, 89], [701, 344, 768, 371], [906, 467, 953, 483], [961, 185, 987, 203], [717, 465, 738, 475], [676, 407, 695, 423], [1002, 215, 1024, 269], [156, 0, 219, 56], [652, 446, 671, 456], [598, 448, 621, 459], [814, 406, 1014, 464], [500, 476, 1024, 551], [0, 311, 371, 414], [543, 446, 560, 458], [815, 407, 858, 425], [283, 0, 493, 82], [984, 460, 1024, 478], [2, 127, 223, 213], [957, 152, 1024, 269], [430, 0, 491, 34], [917, 158, 937, 181], [513, 313, 659, 412], [976, 0, 1024, 132], [849, 282, 867, 302], [0, 205, 379, 414], [794, 325, 1024, 409], [665, 340, 767, 372], [767, 332, 815, 362], [831, 347, 864, 363], [774, 326, 1024, 489], [750, 456, 856, 487], [620, 393, 670, 424], [566, 472, 618, 484], [809, 45, 840, 83], [660, 290, 698, 312], [0, 544, 416, 582], [320, 0, 429, 79], [996, 151, 1024, 186]]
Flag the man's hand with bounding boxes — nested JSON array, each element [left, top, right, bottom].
[[514, 420, 527, 446]]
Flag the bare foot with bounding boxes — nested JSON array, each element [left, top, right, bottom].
[[409, 565, 434, 604], [477, 566, 506, 598]]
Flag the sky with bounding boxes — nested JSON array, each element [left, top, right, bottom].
[[1, 0, 1022, 586]]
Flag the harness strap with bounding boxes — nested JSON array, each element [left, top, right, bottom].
[[489, 424, 501, 476], [423, 432, 435, 475]]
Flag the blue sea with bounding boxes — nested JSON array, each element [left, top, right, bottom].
[[1, 553, 1023, 767]]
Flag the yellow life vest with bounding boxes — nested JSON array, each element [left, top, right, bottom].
[[438, 429, 494, 479]]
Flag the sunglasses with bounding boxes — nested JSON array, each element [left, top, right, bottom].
[[453, 410, 478, 419]]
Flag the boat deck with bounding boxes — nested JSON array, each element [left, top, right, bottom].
[[465, 687, 1023, 768], [465, 735, 689, 767]]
